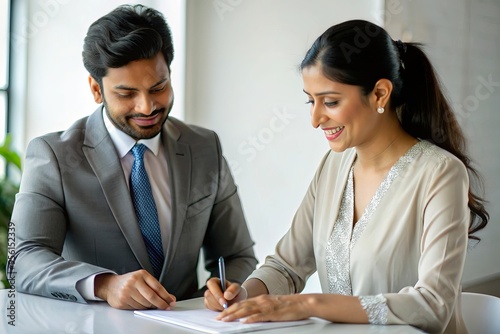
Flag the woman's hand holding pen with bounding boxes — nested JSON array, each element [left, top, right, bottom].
[[205, 277, 313, 323], [204, 277, 247, 311], [205, 276, 318, 323]]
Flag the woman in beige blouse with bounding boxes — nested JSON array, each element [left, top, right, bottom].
[[204, 20, 489, 334]]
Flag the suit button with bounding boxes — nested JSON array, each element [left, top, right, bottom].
[[51, 291, 77, 301]]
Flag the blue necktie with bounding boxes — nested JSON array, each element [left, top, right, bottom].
[[130, 144, 164, 278]]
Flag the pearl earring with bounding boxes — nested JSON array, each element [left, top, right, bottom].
[[377, 106, 385, 114]]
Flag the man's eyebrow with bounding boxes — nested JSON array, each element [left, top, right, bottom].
[[114, 84, 137, 91], [150, 78, 169, 88], [303, 89, 341, 96], [114, 78, 169, 91]]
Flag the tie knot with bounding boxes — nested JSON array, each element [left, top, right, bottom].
[[131, 144, 147, 160]]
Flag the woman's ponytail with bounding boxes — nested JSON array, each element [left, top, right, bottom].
[[399, 42, 489, 240]]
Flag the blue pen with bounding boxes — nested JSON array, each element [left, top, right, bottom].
[[218, 256, 228, 309]]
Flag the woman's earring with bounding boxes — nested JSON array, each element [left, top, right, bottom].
[[377, 106, 385, 114]]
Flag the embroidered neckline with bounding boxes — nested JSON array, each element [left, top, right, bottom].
[[326, 140, 431, 295]]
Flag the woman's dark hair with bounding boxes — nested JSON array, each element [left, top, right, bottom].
[[82, 4, 174, 85], [300, 19, 488, 239]]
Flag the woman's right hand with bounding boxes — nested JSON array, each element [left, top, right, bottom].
[[204, 277, 248, 311]]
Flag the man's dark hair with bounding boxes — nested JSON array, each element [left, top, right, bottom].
[[82, 4, 174, 85]]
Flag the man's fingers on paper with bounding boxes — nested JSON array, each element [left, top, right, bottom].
[[110, 287, 151, 310], [143, 274, 176, 307], [114, 270, 173, 310], [139, 280, 176, 309], [139, 289, 170, 310], [128, 294, 154, 310]]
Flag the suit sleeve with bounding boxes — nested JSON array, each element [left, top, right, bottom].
[[199, 133, 258, 287], [9, 137, 113, 303]]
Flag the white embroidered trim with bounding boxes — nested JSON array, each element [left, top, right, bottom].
[[359, 294, 389, 325]]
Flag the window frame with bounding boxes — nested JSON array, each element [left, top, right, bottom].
[[0, 0, 12, 178], [0, 0, 11, 137]]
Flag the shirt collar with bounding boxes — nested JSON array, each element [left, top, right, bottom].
[[102, 107, 161, 158]]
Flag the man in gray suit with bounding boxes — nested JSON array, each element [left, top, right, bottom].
[[8, 4, 257, 310]]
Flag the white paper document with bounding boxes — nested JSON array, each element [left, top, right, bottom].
[[134, 307, 314, 334]]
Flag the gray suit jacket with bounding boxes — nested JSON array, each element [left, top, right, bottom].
[[10, 107, 257, 303]]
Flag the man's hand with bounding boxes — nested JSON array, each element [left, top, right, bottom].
[[94, 270, 176, 310]]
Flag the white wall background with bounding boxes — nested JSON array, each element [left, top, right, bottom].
[[9, 0, 498, 293]]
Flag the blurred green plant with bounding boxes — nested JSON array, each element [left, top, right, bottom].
[[0, 134, 21, 289]]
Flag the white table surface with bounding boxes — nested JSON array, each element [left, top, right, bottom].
[[0, 289, 424, 333]]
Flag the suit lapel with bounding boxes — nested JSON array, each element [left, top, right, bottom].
[[82, 107, 153, 273], [161, 118, 190, 275]]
